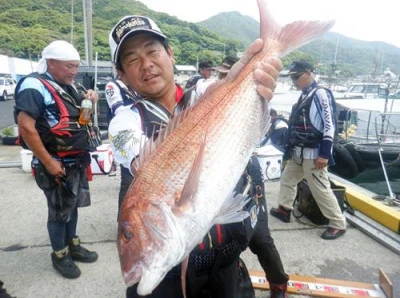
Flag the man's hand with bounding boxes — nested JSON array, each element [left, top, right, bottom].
[[85, 89, 99, 103], [227, 38, 283, 101], [45, 158, 65, 178], [315, 156, 328, 169]]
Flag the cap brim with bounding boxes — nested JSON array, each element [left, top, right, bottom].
[[280, 71, 301, 77], [213, 66, 229, 73], [114, 29, 167, 64]]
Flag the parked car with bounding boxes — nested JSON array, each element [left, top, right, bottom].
[[0, 77, 17, 101]]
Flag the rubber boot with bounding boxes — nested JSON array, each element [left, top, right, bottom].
[[69, 237, 98, 263], [51, 246, 81, 279]]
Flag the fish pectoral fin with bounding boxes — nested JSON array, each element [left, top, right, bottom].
[[174, 132, 207, 214], [213, 193, 250, 225]]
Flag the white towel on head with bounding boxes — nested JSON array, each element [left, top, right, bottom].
[[36, 40, 80, 74]]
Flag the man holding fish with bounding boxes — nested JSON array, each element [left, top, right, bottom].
[[107, 0, 334, 296]]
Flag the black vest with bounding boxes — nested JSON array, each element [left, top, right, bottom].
[[16, 73, 91, 155], [287, 88, 323, 148], [133, 90, 191, 139]]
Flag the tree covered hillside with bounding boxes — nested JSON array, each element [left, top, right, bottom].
[[0, 0, 239, 65], [1, 0, 400, 80]]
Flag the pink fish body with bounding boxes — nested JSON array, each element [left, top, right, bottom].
[[117, 0, 335, 295]]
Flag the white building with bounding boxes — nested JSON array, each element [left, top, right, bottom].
[[0, 55, 38, 81]]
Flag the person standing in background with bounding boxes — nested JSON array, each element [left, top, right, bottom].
[[15, 40, 99, 279], [270, 60, 346, 240]]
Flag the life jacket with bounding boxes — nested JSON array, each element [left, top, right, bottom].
[[134, 87, 191, 140], [16, 73, 92, 156], [287, 87, 337, 148]]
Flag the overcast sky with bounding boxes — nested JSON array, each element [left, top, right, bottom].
[[138, 0, 400, 48]]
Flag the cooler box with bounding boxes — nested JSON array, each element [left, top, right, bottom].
[[253, 144, 283, 181], [90, 144, 114, 174]]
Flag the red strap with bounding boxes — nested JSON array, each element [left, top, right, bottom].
[[57, 150, 84, 157], [198, 242, 205, 250], [216, 224, 223, 244], [175, 84, 184, 103]]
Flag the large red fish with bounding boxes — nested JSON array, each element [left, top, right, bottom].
[[117, 0, 335, 294]]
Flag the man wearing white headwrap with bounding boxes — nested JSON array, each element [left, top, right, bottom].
[[14, 40, 99, 279], [36, 40, 81, 74]]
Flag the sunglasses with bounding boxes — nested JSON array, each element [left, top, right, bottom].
[[290, 72, 304, 81]]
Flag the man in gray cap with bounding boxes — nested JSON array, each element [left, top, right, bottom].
[[270, 60, 346, 240], [15, 40, 99, 279]]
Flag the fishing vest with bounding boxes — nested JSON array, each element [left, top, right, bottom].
[[16, 73, 91, 156], [287, 88, 324, 149], [134, 90, 191, 139]]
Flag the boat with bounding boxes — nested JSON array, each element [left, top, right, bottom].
[[335, 82, 385, 99], [333, 101, 400, 179]]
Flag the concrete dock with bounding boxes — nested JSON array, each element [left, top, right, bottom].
[[0, 143, 399, 298]]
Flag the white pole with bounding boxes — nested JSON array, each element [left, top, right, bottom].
[[82, 0, 88, 64], [70, 0, 74, 45], [93, 52, 98, 128]]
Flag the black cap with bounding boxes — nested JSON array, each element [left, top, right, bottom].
[[109, 15, 167, 65], [284, 61, 314, 76], [198, 60, 213, 70]]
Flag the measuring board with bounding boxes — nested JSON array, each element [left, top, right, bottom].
[[249, 269, 393, 298]]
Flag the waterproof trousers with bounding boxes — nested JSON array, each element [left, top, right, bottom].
[[278, 157, 346, 230], [248, 197, 289, 284]]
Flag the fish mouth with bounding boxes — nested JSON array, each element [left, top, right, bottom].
[[123, 264, 143, 287]]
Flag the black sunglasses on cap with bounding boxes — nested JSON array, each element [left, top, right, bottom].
[[290, 72, 304, 81]]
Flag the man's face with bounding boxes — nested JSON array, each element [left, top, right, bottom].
[[47, 59, 79, 85], [290, 71, 312, 90], [199, 68, 212, 79], [117, 34, 175, 99]]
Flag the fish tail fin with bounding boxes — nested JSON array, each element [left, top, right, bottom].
[[277, 20, 335, 57], [258, 0, 335, 56]]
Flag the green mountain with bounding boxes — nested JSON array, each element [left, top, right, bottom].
[[198, 12, 259, 48], [0, 0, 239, 66], [198, 11, 400, 81], [1, 0, 399, 81]]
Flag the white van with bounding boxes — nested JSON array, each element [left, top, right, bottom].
[[0, 77, 17, 101]]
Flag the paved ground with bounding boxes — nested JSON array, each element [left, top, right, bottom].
[[0, 143, 399, 298]]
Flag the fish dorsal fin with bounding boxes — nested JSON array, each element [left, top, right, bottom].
[[132, 97, 202, 172]]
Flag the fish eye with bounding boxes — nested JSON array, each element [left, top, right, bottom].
[[122, 222, 133, 241], [124, 228, 133, 240]]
